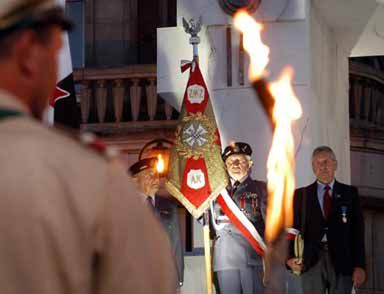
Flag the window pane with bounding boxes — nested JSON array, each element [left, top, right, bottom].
[[86, 0, 176, 67], [65, 1, 84, 68]]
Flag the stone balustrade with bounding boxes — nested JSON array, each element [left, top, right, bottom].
[[73, 65, 178, 128]]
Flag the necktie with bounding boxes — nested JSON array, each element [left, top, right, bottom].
[[231, 181, 240, 197], [323, 185, 331, 219]]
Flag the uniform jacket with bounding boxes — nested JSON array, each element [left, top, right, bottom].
[[289, 180, 365, 275], [211, 176, 267, 271], [0, 90, 176, 294], [155, 196, 184, 285]]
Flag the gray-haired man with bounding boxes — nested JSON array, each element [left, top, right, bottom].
[[287, 146, 366, 294]]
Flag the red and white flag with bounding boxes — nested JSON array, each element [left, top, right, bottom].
[[46, 0, 78, 128], [166, 59, 266, 255], [165, 60, 228, 218]]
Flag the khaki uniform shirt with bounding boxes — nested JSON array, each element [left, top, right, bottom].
[[0, 90, 176, 294]]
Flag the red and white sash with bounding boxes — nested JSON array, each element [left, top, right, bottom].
[[214, 188, 266, 256]]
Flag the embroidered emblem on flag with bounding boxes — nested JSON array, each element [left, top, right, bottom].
[[187, 84, 205, 104], [166, 61, 228, 218]]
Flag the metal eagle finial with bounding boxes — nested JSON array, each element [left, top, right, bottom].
[[182, 16, 202, 37], [182, 16, 202, 59]]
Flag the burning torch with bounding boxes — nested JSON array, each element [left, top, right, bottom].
[[234, 9, 303, 290]]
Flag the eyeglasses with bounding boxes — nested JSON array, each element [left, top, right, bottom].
[[226, 159, 249, 167]]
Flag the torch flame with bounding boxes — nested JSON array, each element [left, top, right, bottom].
[[156, 154, 165, 174], [234, 11, 303, 243], [265, 66, 302, 242], [234, 10, 270, 81]]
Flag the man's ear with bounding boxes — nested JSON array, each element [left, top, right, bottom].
[[131, 175, 138, 184], [248, 160, 254, 169], [16, 30, 42, 79]]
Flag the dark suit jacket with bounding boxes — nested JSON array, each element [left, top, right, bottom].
[[289, 180, 365, 275], [155, 196, 184, 284]]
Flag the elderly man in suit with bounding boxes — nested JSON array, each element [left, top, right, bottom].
[[210, 142, 267, 294], [287, 146, 366, 294], [129, 157, 185, 289]]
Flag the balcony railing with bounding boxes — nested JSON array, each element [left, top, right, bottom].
[[73, 64, 179, 134]]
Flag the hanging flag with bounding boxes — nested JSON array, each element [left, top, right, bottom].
[[166, 59, 266, 255], [47, 0, 79, 128], [166, 61, 228, 218]]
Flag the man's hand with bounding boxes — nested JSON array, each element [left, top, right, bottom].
[[352, 267, 366, 287], [286, 258, 303, 273]]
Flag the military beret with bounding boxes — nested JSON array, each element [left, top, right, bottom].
[[129, 157, 158, 176], [0, 0, 73, 39], [222, 142, 252, 161]]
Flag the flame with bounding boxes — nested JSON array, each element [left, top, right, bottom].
[[234, 11, 302, 243], [234, 10, 270, 81], [265, 66, 302, 242], [156, 154, 165, 173]]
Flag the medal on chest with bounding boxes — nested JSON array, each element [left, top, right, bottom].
[[239, 195, 246, 211], [239, 192, 259, 215], [340, 205, 348, 224]]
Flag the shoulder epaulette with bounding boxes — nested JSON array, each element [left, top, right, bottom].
[[79, 132, 119, 159]]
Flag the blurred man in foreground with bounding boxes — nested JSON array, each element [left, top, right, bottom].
[[0, 1, 176, 293]]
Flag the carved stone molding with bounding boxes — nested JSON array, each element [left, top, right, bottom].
[[130, 78, 142, 122], [75, 65, 179, 127], [95, 80, 107, 123], [146, 78, 157, 121], [113, 79, 125, 123], [80, 81, 92, 124], [217, 0, 262, 15]]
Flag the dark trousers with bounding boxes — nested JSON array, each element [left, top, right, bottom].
[[301, 247, 353, 294], [216, 266, 264, 294]]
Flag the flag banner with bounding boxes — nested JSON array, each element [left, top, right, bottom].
[[52, 72, 78, 128], [47, 0, 78, 128], [215, 189, 266, 256], [166, 61, 228, 218]]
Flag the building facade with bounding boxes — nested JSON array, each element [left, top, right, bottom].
[[65, 1, 384, 293]]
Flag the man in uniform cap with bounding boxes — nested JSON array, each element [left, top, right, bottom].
[[211, 142, 267, 294], [0, 1, 176, 293], [129, 157, 161, 199], [129, 157, 185, 289]]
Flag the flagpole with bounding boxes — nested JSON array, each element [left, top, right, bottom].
[[203, 210, 213, 294], [182, 16, 213, 294]]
